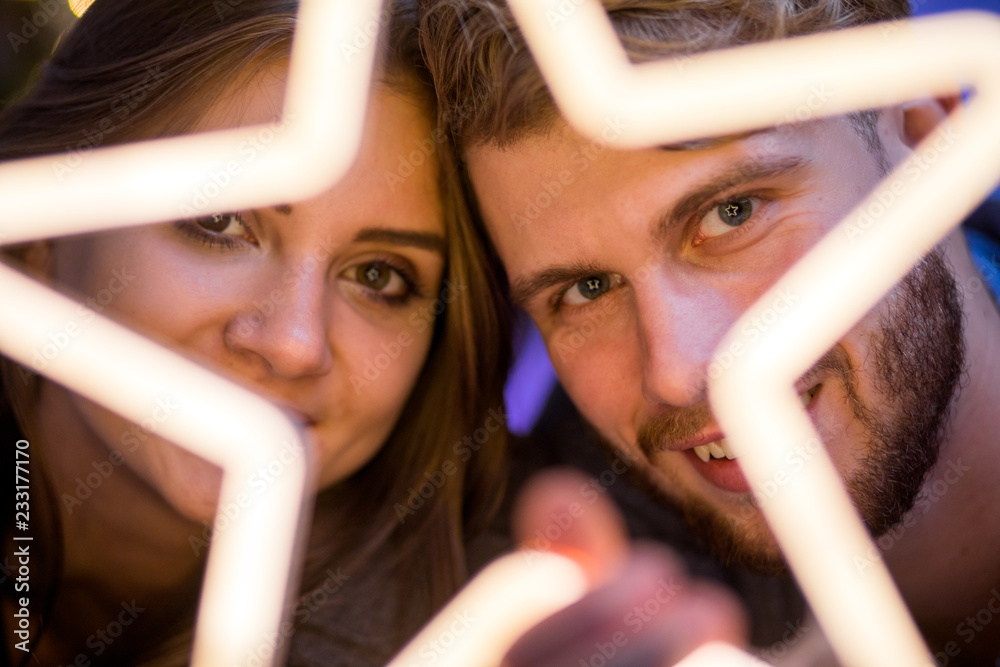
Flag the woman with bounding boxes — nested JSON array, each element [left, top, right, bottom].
[[0, 0, 511, 664]]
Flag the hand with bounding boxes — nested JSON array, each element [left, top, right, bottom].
[[502, 468, 749, 667]]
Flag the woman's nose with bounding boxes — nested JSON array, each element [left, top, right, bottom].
[[226, 269, 333, 379]]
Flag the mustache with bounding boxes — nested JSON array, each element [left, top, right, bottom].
[[636, 346, 854, 459]]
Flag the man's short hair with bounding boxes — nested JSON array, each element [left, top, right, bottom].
[[420, 0, 911, 153]]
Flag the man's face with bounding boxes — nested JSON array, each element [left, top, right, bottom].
[[467, 116, 963, 572]]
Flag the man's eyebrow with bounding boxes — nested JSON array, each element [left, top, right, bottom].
[[655, 155, 810, 241], [657, 128, 771, 151], [352, 227, 446, 255], [510, 155, 808, 308], [510, 262, 605, 308]]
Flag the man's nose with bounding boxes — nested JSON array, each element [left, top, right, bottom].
[[635, 274, 740, 408]]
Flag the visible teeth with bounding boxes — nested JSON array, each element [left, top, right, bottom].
[[694, 440, 737, 461], [718, 438, 736, 460]]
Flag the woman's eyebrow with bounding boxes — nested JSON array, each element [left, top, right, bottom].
[[353, 227, 447, 255]]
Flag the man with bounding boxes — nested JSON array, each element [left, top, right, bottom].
[[421, 0, 1000, 664]]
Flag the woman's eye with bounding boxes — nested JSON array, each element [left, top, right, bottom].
[[561, 273, 622, 307], [175, 212, 257, 249], [197, 212, 249, 237], [698, 197, 758, 239], [350, 261, 412, 299]]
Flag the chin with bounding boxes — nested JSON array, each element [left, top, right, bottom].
[[163, 481, 222, 525], [155, 448, 224, 524]]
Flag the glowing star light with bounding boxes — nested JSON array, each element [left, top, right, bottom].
[[503, 0, 1000, 665]]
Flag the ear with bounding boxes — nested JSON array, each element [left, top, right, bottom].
[[898, 94, 962, 148]]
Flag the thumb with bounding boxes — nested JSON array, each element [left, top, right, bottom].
[[511, 467, 630, 586]]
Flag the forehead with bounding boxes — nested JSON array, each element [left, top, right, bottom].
[[195, 62, 289, 130], [465, 116, 861, 258], [195, 64, 444, 235]]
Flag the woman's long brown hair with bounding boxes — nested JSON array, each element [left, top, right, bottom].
[[0, 0, 511, 663]]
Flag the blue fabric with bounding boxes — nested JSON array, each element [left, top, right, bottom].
[[966, 227, 1000, 302]]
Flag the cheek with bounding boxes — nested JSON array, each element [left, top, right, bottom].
[[70, 394, 222, 523], [64, 233, 234, 346], [545, 314, 641, 441], [333, 305, 436, 437]]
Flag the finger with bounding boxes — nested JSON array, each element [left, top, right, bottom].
[[512, 467, 630, 584], [502, 545, 747, 667]]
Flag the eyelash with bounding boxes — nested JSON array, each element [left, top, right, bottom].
[[690, 191, 768, 247], [345, 257, 424, 306], [547, 190, 769, 314], [176, 216, 425, 306], [550, 273, 623, 316], [174, 213, 256, 250]]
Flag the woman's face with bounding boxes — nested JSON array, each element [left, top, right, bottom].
[[46, 66, 446, 523]]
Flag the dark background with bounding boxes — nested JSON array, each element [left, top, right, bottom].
[[3, 0, 1000, 107]]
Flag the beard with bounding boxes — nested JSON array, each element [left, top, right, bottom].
[[631, 248, 966, 574]]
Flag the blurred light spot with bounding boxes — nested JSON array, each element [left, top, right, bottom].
[[69, 0, 94, 17]]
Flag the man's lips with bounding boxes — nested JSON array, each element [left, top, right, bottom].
[[655, 383, 822, 467]]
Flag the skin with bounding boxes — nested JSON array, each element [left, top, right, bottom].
[[469, 103, 1000, 661], [503, 470, 746, 667], [17, 65, 446, 663]]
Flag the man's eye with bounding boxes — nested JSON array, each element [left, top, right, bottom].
[[561, 273, 621, 307], [698, 197, 758, 239]]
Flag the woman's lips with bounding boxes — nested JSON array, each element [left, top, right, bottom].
[[277, 404, 317, 427]]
